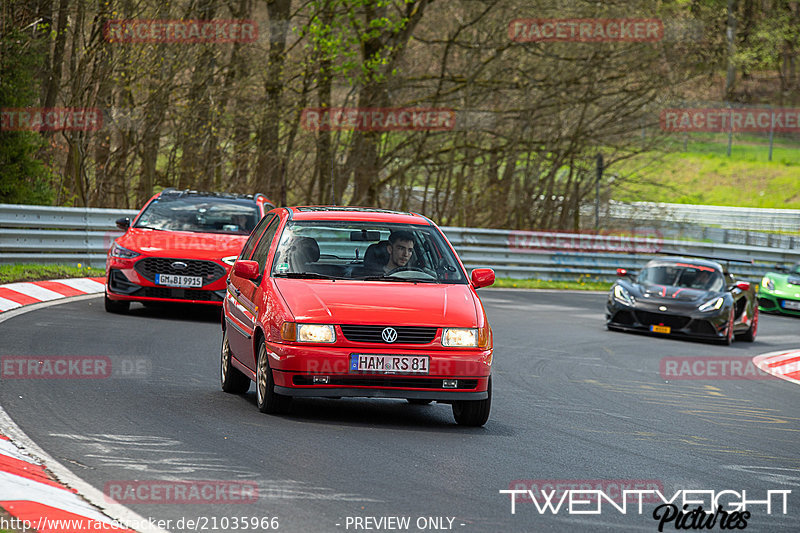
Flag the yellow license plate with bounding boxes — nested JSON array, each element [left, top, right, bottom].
[[650, 325, 671, 334]]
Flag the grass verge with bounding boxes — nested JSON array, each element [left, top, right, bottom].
[[0, 264, 104, 284], [0, 264, 610, 291], [614, 134, 800, 208], [490, 277, 611, 291]]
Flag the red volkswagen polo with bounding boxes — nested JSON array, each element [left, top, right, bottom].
[[220, 207, 495, 426], [105, 189, 273, 312]]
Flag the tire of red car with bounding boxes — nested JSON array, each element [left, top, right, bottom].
[[452, 376, 491, 426], [256, 338, 291, 414], [220, 328, 250, 394]]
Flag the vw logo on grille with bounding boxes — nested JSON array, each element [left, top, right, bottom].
[[171, 261, 188, 270], [659, 305, 667, 311], [381, 327, 398, 343]]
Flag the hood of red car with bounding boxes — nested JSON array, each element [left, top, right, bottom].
[[118, 228, 247, 259], [275, 279, 479, 326]]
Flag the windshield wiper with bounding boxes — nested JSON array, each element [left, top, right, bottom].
[[360, 275, 436, 283], [273, 272, 341, 280], [134, 225, 166, 231]]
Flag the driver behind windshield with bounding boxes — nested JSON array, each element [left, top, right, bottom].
[[385, 230, 415, 273]]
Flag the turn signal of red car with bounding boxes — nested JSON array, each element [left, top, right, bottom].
[[478, 326, 492, 349], [281, 322, 296, 341]]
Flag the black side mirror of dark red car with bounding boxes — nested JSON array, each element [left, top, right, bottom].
[[471, 268, 495, 289], [234, 260, 260, 280], [115, 217, 130, 230]]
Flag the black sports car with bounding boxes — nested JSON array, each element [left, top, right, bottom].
[[606, 256, 758, 344]]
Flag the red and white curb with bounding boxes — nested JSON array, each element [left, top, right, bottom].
[[0, 295, 169, 533], [0, 278, 105, 313], [0, 431, 137, 533], [753, 350, 800, 386]]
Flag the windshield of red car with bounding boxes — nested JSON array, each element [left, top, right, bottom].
[[134, 196, 258, 234], [638, 263, 724, 292], [270, 221, 467, 284]]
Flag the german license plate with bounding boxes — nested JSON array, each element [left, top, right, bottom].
[[650, 325, 671, 334], [782, 300, 800, 310], [155, 274, 202, 287], [350, 354, 429, 374]]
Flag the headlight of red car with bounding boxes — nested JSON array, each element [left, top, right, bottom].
[[281, 322, 336, 343], [442, 328, 479, 347], [110, 242, 140, 259]]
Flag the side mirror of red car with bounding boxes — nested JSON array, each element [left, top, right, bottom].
[[616, 268, 628, 277], [471, 268, 495, 289], [234, 260, 260, 280], [115, 217, 130, 230], [734, 281, 750, 292]]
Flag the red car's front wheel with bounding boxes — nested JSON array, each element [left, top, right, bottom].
[[452, 376, 491, 426], [256, 340, 291, 414]]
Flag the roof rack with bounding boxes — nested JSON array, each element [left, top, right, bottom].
[[159, 189, 257, 200]]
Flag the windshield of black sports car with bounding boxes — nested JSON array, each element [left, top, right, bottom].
[[134, 196, 258, 234], [637, 262, 725, 292], [270, 221, 467, 283]]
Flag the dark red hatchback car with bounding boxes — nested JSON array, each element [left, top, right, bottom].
[[220, 207, 495, 426], [105, 189, 273, 312]]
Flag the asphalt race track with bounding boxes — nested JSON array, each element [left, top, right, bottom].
[[1, 291, 798, 532]]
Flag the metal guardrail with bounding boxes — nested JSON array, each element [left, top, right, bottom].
[[595, 201, 800, 233], [2, 203, 799, 280], [0, 204, 136, 268]]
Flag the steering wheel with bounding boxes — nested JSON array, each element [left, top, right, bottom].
[[385, 266, 436, 280]]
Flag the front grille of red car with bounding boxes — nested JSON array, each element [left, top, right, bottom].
[[134, 258, 225, 284], [138, 287, 223, 302], [339, 325, 438, 344], [634, 311, 691, 330], [292, 375, 479, 389]]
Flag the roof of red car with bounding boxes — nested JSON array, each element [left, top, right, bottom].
[[282, 206, 432, 224]]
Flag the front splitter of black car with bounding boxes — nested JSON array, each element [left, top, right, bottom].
[[606, 301, 729, 342]]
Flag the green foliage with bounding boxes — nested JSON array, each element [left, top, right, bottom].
[[303, 0, 414, 84], [0, 25, 54, 205]]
